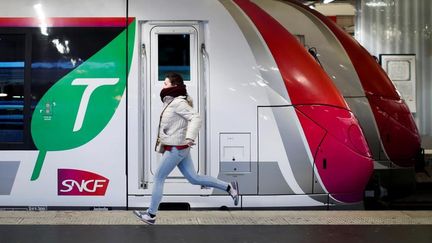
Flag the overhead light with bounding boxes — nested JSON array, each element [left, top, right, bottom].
[[0, 86, 6, 97], [323, 0, 335, 3], [51, 39, 70, 54], [366, 2, 390, 7], [33, 3, 48, 36]]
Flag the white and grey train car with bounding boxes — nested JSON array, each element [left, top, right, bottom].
[[0, 0, 373, 209]]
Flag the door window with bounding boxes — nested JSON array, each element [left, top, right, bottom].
[[158, 34, 191, 81]]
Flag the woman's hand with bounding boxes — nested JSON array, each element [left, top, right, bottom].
[[185, 138, 196, 147]]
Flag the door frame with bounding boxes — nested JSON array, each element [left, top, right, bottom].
[[138, 21, 208, 193]]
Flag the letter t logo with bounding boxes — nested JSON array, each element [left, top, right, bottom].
[[71, 78, 120, 132]]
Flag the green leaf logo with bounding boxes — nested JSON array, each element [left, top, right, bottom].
[[31, 20, 135, 181]]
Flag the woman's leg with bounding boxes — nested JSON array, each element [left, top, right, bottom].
[[148, 149, 184, 215], [177, 149, 229, 191]]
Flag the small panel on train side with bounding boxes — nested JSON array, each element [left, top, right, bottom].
[[219, 133, 251, 173]]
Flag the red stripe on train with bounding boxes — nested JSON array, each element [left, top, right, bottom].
[[286, 0, 421, 166], [0, 17, 134, 27], [233, 0, 346, 108]]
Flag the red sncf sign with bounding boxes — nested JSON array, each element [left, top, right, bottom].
[[58, 169, 109, 196]]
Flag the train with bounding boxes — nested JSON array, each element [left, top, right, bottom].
[[267, 0, 422, 197], [0, 0, 419, 210], [282, 0, 421, 168]]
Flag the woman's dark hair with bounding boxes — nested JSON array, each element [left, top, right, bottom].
[[165, 72, 184, 86]]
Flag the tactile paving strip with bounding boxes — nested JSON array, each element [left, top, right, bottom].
[[0, 211, 431, 225]]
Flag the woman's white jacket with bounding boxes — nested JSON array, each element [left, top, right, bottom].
[[158, 95, 201, 146]]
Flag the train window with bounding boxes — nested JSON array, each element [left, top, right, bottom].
[[0, 34, 25, 143], [0, 27, 123, 150], [31, 27, 123, 101], [158, 34, 191, 81]]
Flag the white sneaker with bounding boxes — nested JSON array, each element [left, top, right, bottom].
[[133, 210, 156, 225], [229, 181, 239, 206]]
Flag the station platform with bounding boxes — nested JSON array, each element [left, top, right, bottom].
[[422, 135, 432, 154], [1, 210, 431, 243], [1, 210, 432, 225]]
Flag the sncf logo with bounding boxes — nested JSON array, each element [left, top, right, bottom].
[[58, 169, 109, 196]]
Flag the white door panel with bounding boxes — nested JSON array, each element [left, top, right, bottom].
[[139, 22, 206, 194], [149, 26, 199, 178]]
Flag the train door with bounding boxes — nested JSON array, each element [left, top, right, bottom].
[[139, 22, 208, 195]]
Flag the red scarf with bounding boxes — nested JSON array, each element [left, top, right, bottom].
[[160, 85, 187, 102]]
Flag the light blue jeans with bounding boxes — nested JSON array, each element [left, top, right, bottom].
[[148, 147, 229, 215]]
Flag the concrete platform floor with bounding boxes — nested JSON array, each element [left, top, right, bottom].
[[422, 136, 432, 155], [1, 225, 431, 243], [1, 210, 432, 225], [1, 211, 431, 243], [422, 136, 432, 149]]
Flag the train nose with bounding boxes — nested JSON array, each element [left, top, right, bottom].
[[368, 95, 421, 167], [295, 105, 374, 203]]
